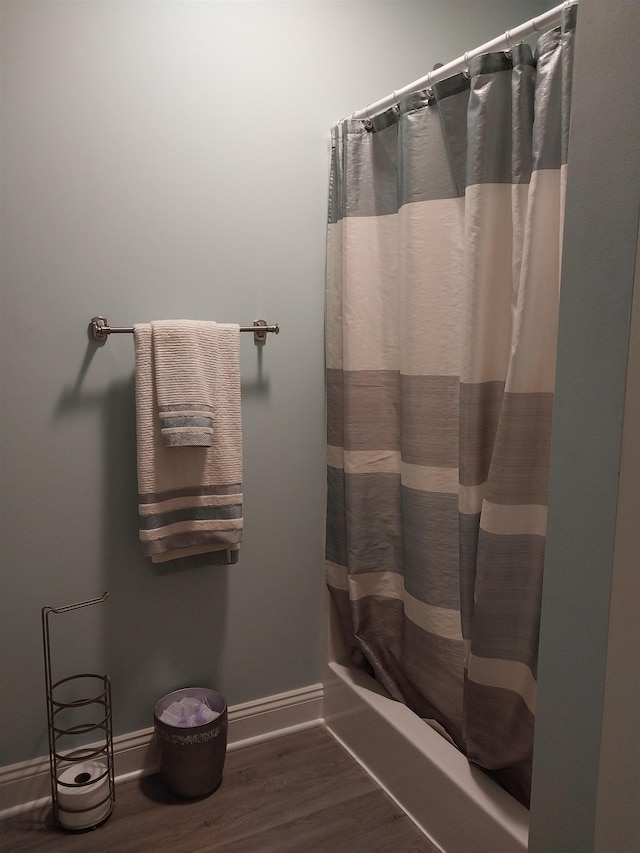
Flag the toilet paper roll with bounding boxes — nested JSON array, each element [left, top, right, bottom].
[[57, 760, 111, 830]]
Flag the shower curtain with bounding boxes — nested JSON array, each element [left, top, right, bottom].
[[325, 8, 576, 807]]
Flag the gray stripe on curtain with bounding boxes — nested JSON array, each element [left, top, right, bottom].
[[484, 393, 554, 505], [464, 679, 535, 804], [328, 91, 458, 223], [398, 105, 462, 205], [459, 381, 504, 485], [326, 368, 400, 450], [329, 35, 569, 226], [326, 468, 403, 576], [328, 122, 400, 222], [326, 465, 347, 567], [326, 585, 371, 670], [403, 488, 459, 608], [465, 48, 537, 186], [460, 385, 554, 502], [326, 468, 459, 610], [472, 529, 545, 671], [459, 511, 480, 640], [328, 587, 466, 747], [534, 26, 572, 170], [327, 369, 458, 466], [438, 40, 566, 190], [402, 617, 465, 745], [432, 79, 470, 197]]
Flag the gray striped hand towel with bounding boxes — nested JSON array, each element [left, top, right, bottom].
[[134, 322, 242, 564], [151, 319, 233, 447]]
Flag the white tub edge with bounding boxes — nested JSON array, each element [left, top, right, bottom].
[[324, 659, 529, 853]]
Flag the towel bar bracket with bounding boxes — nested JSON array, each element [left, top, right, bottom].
[[252, 319, 269, 344], [89, 316, 279, 345], [90, 316, 110, 343]]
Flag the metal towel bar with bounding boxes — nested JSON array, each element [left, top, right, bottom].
[[89, 316, 279, 345]]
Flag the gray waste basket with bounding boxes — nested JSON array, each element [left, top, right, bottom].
[[154, 687, 227, 798]]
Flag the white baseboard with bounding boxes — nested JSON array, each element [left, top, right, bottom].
[[0, 683, 323, 819]]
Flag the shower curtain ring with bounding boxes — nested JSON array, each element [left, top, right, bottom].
[[503, 28, 514, 59], [424, 71, 435, 103], [392, 90, 400, 114], [364, 106, 373, 131], [463, 51, 471, 79]]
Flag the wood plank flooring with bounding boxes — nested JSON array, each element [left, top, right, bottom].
[[1, 726, 440, 853]]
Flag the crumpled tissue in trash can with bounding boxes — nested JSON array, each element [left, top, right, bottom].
[[159, 696, 221, 727]]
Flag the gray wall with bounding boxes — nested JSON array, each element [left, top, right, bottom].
[[529, 2, 640, 851], [0, 0, 545, 768]]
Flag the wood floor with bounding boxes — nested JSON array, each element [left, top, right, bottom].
[[1, 726, 440, 853]]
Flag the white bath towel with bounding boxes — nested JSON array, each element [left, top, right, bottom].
[[152, 320, 236, 448], [134, 322, 242, 564]]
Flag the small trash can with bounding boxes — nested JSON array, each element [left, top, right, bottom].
[[154, 687, 228, 799]]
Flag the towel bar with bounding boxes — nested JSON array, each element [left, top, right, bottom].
[[89, 316, 279, 345]]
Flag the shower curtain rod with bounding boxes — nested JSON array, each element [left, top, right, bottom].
[[347, 0, 577, 123]]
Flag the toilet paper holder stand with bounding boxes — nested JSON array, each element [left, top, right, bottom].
[[42, 592, 116, 832]]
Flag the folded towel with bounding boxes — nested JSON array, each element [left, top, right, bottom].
[[152, 320, 236, 448], [134, 322, 242, 564]]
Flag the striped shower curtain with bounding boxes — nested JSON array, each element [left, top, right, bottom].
[[325, 9, 575, 806]]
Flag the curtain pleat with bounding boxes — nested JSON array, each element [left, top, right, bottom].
[[325, 7, 576, 807]]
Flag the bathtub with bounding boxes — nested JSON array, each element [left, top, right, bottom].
[[323, 598, 529, 853]]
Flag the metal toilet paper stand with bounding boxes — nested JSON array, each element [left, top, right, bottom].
[[42, 592, 115, 831]]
